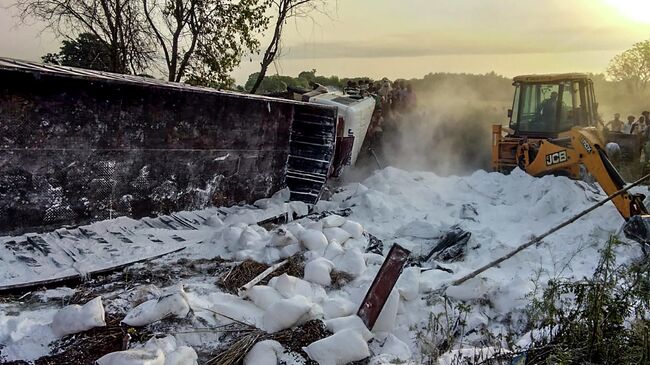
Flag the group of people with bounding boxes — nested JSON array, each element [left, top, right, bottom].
[[606, 111, 650, 164], [606, 111, 650, 135], [344, 78, 418, 115], [344, 78, 419, 148]]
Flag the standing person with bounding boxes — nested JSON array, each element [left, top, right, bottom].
[[606, 113, 624, 132], [391, 81, 401, 109], [641, 116, 650, 163], [405, 84, 417, 110], [624, 115, 638, 134], [399, 81, 406, 107], [634, 116, 646, 136]]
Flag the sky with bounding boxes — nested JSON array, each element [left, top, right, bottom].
[[1, 0, 650, 83]]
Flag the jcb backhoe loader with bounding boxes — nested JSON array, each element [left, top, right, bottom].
[[492, 73, 650, 244]]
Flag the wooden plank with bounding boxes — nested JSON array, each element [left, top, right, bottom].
[[357, 243, 411, 329]]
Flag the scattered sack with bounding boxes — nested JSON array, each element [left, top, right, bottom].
[[323, 227, 352, 245], [164, 347, 198, 365], [268, 274, 326, 301], [263, 295, 313, 333], [340, 220, 364, 239], [369, 333, 412, 362], [321, 215, 346, 228], [144, 336, 199, 365], [324, 315, 373, 341], [304, 257, 334, 286], [122, 286, 190, 327], [244, 340, 285, 365], [396, 267, 421, 301], [289, 201, 309, 217], [96, 349, 165, 365], [223, 211, 258, 226], [300, 229, 328, 251], [285, 222, 305, 239], [270, 227, 299, 247], [332, 248, 366, 276], [203, 214, 224, 228], [144, 336, 177, 354], [279, 243, 302, 258], [371, 289, 399, 333], [245, 285, 284, 310], [51, 296, 106, 337], [322, 297, 357, 320], [238, 226, 265, 250], [323, 241, 345, 261], [222, 225, 245, 250], [303, 220, 323, 231], [127, 285, 163, 307], [303, 329, 370, 365]]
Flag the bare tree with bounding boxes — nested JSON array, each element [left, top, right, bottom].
[[142, 0, 268, 83], [248, 0, 326, 94], [607, 40, 650, 92], [14, 0, 152, 74]]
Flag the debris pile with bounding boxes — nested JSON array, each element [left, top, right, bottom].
[[1, 167, 646, 364]]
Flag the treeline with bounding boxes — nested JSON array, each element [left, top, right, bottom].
[[243, 69, 647, 118]]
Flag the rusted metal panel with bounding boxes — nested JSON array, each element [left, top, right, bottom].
[[0, 58, 337, 235], [357, 243, 411, 329]]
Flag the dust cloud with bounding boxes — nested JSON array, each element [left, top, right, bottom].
[[350, 77, 511, 181]]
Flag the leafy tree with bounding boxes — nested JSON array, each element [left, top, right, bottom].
[[41, 33, 113, 71], [143, 0, 268, 83], [248, 0, 327, 94], [607, 40, 650, 92], [16, 0, 268, 84], [15, 0, 152, 74]]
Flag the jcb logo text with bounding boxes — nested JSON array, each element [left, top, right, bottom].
[[545, 150, 568, 166]]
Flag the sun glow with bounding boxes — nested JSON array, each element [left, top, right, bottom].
[[603, 0, 650, 24]]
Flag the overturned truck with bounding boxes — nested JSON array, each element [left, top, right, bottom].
[[0, 58, 339, 235]]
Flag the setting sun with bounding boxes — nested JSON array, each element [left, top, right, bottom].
[[603, 0, 650, 24]]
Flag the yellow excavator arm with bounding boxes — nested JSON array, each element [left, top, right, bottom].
[[516, 127, 648, 219]]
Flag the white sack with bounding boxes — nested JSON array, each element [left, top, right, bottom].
[[270, 227, 299, 247], [341, 220, 364, 239], [323, 227, 351, 244], [268, 274, 326, 301], [262, 296, 312, 333], [122, 292, 189, 327], [324, 315, 373, 341], [396, 267, 421, 301], [246, 285, 284, 310], [371, 289, 399, 333], [332, 248, 366, 276], [303, 329, 370, 365], [321, 214, 346, 228], [51, 296, 106, 337], [304, 258, 334, 286], [322, 297, 357, 320], [300, 229, 328, 251], [96, 349, 165, 365], [244, 340, 284, 365], [165, 346, 198, 365]]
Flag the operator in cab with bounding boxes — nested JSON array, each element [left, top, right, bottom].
[[536, 91, 558, 127]]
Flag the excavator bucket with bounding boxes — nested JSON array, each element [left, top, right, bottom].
[[623, 215, 650, 248]]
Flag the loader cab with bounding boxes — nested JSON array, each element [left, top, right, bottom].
[[508, 74, 598, 138]]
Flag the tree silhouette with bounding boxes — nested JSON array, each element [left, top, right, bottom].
[[607, 40, 650, 92]]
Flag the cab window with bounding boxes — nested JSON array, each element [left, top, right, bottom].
[[558, 81, 578, 131], [517, 83, 560, 133]]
